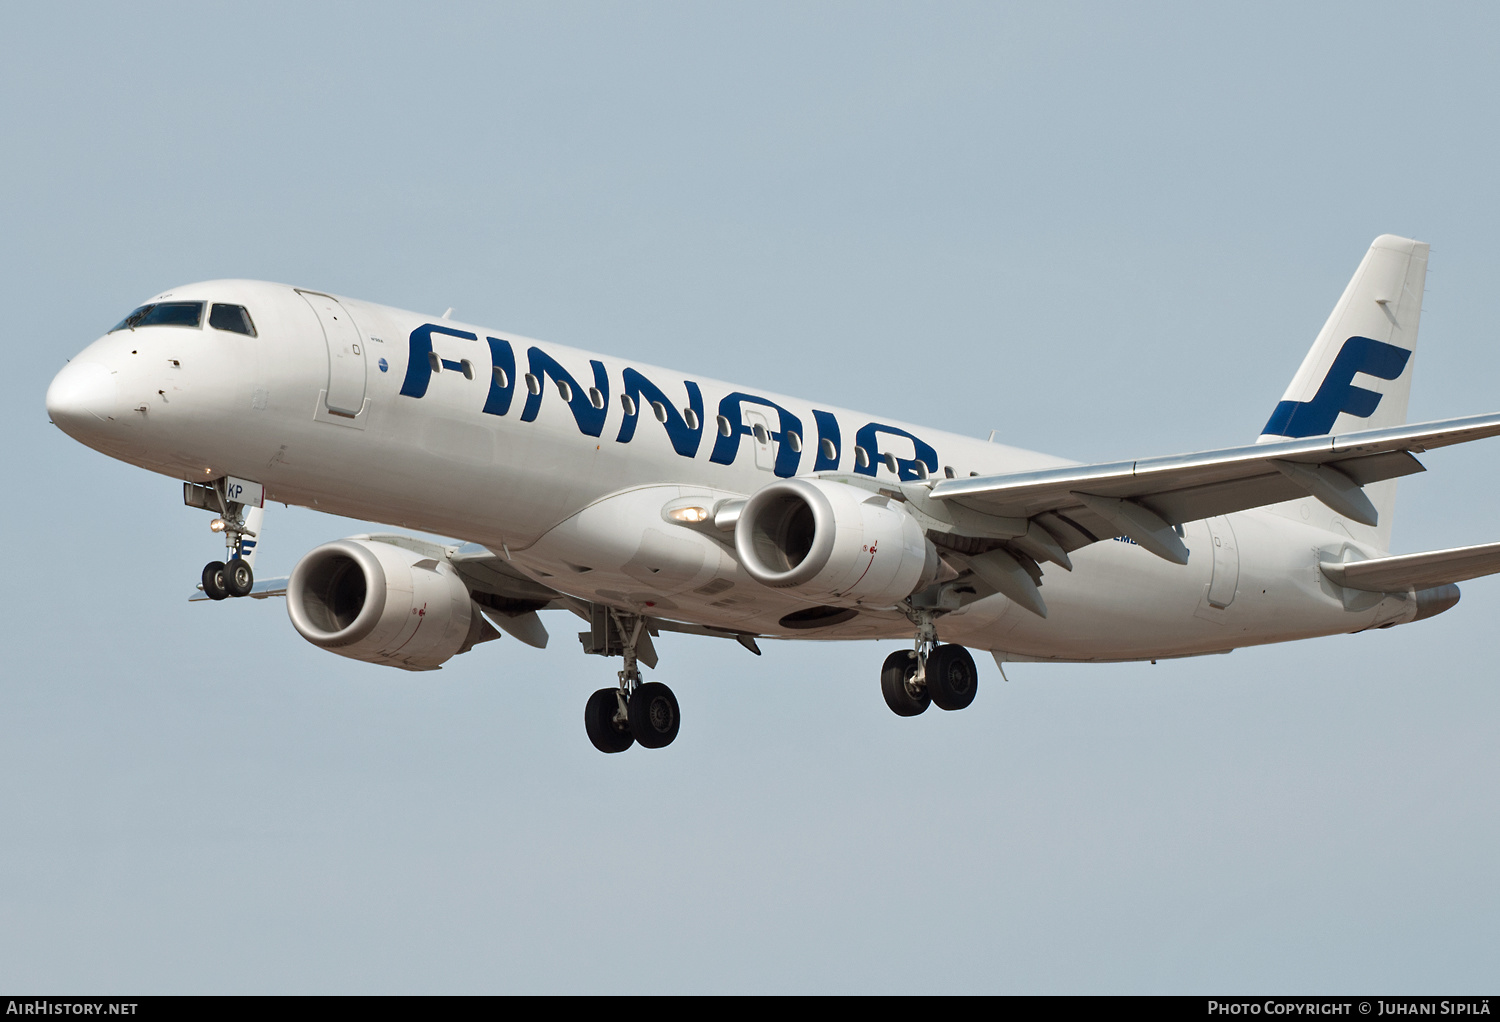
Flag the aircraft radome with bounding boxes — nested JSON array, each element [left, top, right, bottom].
[[45, 235, 1500, 753]]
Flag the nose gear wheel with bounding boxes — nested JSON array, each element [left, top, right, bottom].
[[201, 561, 229, 601], [225, 557, 254, 598]]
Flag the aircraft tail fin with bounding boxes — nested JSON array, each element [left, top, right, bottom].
[[239, 504, 266, 569], [1257, 235, 1430, 550]]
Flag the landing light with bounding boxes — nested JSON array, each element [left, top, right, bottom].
[[668, 506, 710, 524], [210, 518, 227, 533]]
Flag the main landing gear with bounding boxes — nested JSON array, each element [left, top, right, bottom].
[[580, 605, 680, 754], [881, 608, 979, 717], [187, 478, 257, 601]]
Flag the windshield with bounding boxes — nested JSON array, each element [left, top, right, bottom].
[[109, 301, 205, 332]]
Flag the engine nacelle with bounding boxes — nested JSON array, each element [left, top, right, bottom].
[[286, 538, 497, 671], [735, 477, 939, 607]]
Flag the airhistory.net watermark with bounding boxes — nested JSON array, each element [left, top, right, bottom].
[[5, 1003, 138, 1015]]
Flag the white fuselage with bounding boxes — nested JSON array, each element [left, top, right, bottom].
[[48, 280, 1414, 661]]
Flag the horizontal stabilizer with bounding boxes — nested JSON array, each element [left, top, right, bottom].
[[188, 575, 289, 602], [1320, 542, 1500, 592]]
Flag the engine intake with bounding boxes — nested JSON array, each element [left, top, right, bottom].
[[287, 538, 497, 671], [735, 478, 938, 607]]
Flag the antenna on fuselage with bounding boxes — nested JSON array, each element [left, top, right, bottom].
[[441, 308, 454, 320]]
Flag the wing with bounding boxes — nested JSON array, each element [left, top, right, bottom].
[[921, 412, 1500, 564], [188, 575, 290, 602], [448, 543, 574, 648]]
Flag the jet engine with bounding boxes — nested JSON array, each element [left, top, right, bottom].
[[734, 477, 939, 607], [286, 538, 498, 671]]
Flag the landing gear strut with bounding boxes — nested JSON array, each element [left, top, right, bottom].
[[580, 605, 680, 754], [882, 606, 979, 716]]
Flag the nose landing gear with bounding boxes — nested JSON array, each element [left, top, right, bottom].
[[186, 478, 260, 600]]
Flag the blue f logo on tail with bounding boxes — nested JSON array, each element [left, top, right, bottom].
[[1262, 336, 1411, 438]]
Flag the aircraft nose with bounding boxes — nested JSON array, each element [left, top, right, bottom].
[[46, 360, 121, 436]]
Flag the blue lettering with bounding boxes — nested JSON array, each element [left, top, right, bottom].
[[1262, 336, 1411, 438], [853, 423, 938, 481], [615, 368, 705, 457], [812, 410, 841, 471], [482, 337, 517, 417], [400, 324, 479, 399], [710, 393, 804, 477], [520, 348, 610, 437], [398, 327, 948, 481]]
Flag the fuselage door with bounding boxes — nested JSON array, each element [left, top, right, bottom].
[[744, 408, 777, 472], [298, 290, 367, 417], [1204, 515, 1240, 609]]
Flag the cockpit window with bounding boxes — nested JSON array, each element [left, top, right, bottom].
[[209, 304, 257, 336], [109, 302, 204, 332]]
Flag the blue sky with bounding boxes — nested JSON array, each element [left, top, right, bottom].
[[3, 2, 1498, 992]]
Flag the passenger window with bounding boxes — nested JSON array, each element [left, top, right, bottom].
[[209, 304, 257, 336]]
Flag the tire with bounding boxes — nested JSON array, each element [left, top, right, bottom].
[[585, 688, 634, 754], [202, 561, 229, 601], [629, 682, 680, 749], [927, 644, 979, 711], [225, 557, 254, 598], [880, 648, 929, 716]]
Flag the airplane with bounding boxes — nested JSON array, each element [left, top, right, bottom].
[[44, 235, 1500, 753]]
